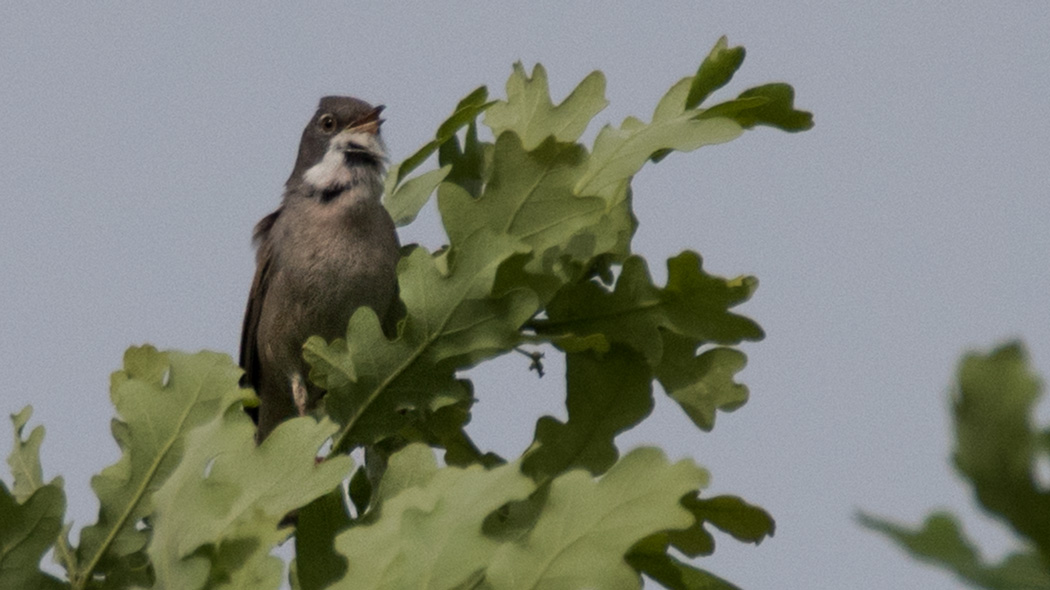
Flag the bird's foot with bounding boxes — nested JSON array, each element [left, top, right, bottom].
[[291, 373, 308, 417]]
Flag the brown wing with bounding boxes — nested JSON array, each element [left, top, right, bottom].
[[239, 209, 281, 422]]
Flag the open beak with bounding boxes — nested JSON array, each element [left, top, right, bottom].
[[348, 105, 385, 135]]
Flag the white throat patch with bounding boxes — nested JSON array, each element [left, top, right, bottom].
[[303, 148, 353, 190], [302, 130, 385, 191]]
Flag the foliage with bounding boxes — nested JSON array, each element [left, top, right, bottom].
[[860, 342, 1050, 589], [1, 36, 810, 589]]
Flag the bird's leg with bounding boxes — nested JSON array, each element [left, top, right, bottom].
[[291, 373, 309, 417]]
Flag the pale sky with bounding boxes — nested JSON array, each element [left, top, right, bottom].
[[2, 3, 1049, 589]]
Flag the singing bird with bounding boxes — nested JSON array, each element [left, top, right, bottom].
[[240, 97, 401, 443]]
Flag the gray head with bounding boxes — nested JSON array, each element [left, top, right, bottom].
[[286, 96, 386, 193]]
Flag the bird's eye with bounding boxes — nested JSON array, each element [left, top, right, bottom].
[[317, 114, 337, 133]]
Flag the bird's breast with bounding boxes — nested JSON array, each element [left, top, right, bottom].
[[265, 195, 399, 344]]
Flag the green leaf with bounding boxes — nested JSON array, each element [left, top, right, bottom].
[[670, 494, 775, 558], [485, 63, 609, 151], [656, 337, 750, 431], [574, 102, 743, 202], [700, 83, 814, 132], [486, 447, 706, 589], [538, 252, 763, 365], [685, 36, 747, 109], [0, 482, 68, 590], [440, 134, 595, 249], [368, 442, 441, 507], [328, 444, 534, 590], [384, 165, 451, 227], [404, 398, 505, 468], [549, 332, 611, 355], [952, 342, 1050, 558], [148, 400, 351, 590], [859, 511, 1050, 589], [861, 342, 1050, 587], [305, 231, 538, 453], [296, 488, 353, 590], [386, 85, 493, 192], [382, 87, 494, 224], [522, 347, 653, 482], [438, 133, 612, 284], [74, 347, 247, 588], [438, 119, 490, 199], [8, 407, 48, 503], [436, 87, 496, 143], [691, 494, 774, 544], [626, 546, 742, 590], [3, 408, 70, 589], [633, 493, 775, 563]]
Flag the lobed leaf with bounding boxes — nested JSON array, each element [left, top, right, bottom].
[[2, 408, 67, 590], [296, 488, 353, 590], [538, 252, 762, 364], [952, 343, 1050, 560], [574, 103, 743, 203], [699, 83, 814, 132], [7, 407, 48, 503], [486, 447, 707, 589], [656, 337, 749, 432], [521, 346, 653, 482], [438, 119, 490, 199], [859, 512, 1050, 589], [149, 401, 351, 590], [383, 86, 494, 226], [305, 231, 538, 453], [685, 36, 746, 110], [74, 347, 246, 588], [626, 546, 742, 590], [402, 398, 505, 468], [385, 165, 451, 227], [485, 63, 609, 151], [438, 133, 612, 285], [387, 86, 494, 191], [669, 494, 775, 558], [0, 482, 68, 590], [862, 342, 1050, 587], [329, 444, 534, 590]]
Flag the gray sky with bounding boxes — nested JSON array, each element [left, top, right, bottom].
[[2, 2, 1049, 588]]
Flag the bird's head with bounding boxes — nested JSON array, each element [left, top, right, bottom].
[[287, 96, 387, 194]]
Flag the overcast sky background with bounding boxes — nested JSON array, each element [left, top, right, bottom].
[[2, 2, 1049, 588]]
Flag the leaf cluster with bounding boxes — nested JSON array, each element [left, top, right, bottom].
[[2, 37, 810, 589], [860, 342, 1050, 589]]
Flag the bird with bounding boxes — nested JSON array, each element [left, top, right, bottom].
[[239, 96, 402, 444]]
